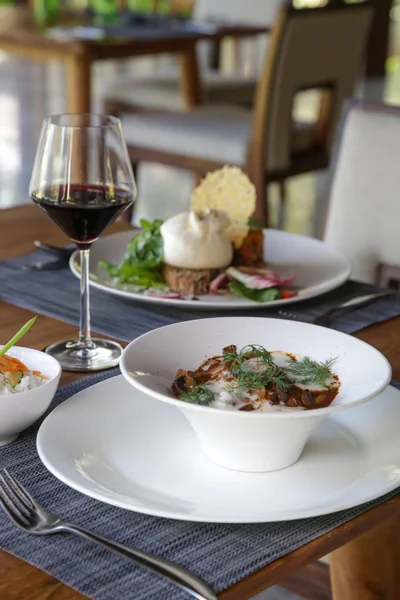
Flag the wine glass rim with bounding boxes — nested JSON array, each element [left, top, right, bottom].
[[43, 114, 121, 129]]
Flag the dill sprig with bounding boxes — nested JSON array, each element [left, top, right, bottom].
[[229, 364, 290, 394], [224, 344, 290, 393], [286, 356, 337, 387], [222, 345, 239, 366], [239, 345, 275, 366], [180, 385, 215, 406], [223, 344, 274, 373], [264, 367, 291, 392]]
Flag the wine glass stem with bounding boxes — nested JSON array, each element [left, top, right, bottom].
[[79, 248, 92, 348]]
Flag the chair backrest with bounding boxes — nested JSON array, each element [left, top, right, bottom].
[[193, 0, 283, 26], [322, 100, 400, 285], [249, 0, 373, 174]]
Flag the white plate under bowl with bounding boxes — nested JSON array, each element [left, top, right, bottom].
[[37, 376, 400, 523], [69, 229, 351, 309]]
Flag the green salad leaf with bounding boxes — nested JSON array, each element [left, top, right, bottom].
[[228, 281, 280, 303], [125, 219, 164, 268], [100, 219, 166, 289]]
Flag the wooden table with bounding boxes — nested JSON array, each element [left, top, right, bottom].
[[0, 6, 268, 113], [1, 205, 400, 600]]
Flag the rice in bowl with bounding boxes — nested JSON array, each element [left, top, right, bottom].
[[0, 370, 47, 395]]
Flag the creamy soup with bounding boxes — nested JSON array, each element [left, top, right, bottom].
[[172, 345, 340, 412]]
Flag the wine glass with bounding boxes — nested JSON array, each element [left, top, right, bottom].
[[29, 114, 137, 372]]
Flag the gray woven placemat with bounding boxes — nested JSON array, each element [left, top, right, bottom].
[[0, 372, 399, 600], [1, 251, 400, 342]]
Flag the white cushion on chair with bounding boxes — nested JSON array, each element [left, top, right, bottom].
[[122, 106, 251, 164], [324, 104, 400, 284], [122, 106, 315, 168], [105, 73, 186, 112], [104, 72, 258, 112]]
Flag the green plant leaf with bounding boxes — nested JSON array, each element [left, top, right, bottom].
[[0, 317, 37, 357]]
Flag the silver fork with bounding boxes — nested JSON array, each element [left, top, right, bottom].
[[0, 470, 217, 600], [278, 290, 398, 327]]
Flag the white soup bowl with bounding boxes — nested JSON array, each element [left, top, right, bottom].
[[0, 346, 61, 446], [120, 317, 391, 472]]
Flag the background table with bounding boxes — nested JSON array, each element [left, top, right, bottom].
[[0, 6, 268, 113], [0, 205, 400, 600]]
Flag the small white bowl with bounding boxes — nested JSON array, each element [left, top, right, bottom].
[[120, 317, 392, 472], [0, 346, 61, 446]]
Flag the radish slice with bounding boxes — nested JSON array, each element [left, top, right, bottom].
[[227, 267, 296, 290], [210, 273, 230, 294]]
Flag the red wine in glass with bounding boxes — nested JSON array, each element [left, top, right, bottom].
[[31, 184, 134, 248], [29, 113, 137, 372]]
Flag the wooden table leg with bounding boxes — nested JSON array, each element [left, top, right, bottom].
[[66, 54, 91, 113], [179, 42, 204, 189], [209, 38, 221, 71], [366, 0, 391, 77], [179, 43, 204, 109], [330, 516, 400, 600]]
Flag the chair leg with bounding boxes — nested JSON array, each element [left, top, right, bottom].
[[251, 172, 269, 227], [277, 180, 287, 230]]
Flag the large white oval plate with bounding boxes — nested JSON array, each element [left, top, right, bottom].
[[37, 376, 400, 523], [69, 229, 351, 309]]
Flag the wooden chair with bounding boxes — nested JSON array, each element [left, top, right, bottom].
[[103, 0, 281, 116], [120, 0, 373, 226], [321, 99, 400, 287]]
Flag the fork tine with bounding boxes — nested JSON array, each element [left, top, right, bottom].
[[0, 473, 32, 517], [2, 470, 35, 510], [0, 484, 30, 527]]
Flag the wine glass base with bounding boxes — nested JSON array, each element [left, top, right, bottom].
[[44, 339, 123, 372]]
